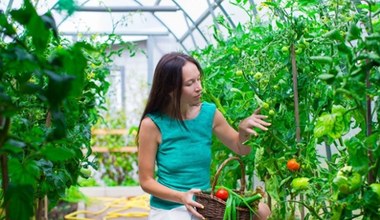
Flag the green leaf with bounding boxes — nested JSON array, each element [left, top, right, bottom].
[[318, 74, 335, 80], [41, 145, 76, 161], [337, 43, 353, 60], [4, 184, 34, 220], [57, 0, 77, 15], [0, 12, 16, 35], [13, 0, 51, 51], [345, 137, 369, 174], [28, 11, 50, 51], [323, 29, 344, 42], [8, 158, 40, 185], [45, 70, 75, 107], [347, 23, 361, 41], [41, 12, 58, 39], [298, 0, 318, 6], [1, 139, 25, 154], [10, 5, 32, 25]]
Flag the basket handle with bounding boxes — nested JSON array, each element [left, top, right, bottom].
[[211, 156, 246, 196]]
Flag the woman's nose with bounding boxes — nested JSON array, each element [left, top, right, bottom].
[[196, 81, 202, 91]]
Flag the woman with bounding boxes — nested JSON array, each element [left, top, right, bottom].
[[137, 52, 271, 220]]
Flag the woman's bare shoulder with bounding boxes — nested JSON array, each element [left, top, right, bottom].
[[140, 116, 159, 132]]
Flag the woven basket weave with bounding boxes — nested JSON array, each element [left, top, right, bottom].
[[194, 157, 258, 220]]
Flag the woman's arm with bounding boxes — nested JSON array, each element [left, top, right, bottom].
[[213, 108, 270, 155], [138, 117, 205, 219]]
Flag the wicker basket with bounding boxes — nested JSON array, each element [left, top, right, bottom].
[[194, 157, 259, 220]]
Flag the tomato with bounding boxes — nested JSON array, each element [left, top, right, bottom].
[[287, 158, 300, 171], [215, 188, 229, 201], [333, 175, 350, 194], [364, 183, 380, 206], [350, 172, 362, 191], [291, 177, 309, 191], [262, 102, 269, 109], [269, 109, 275, 116], [333, 166, 362, 194], [232, 46, 240, 53], [281, 46, 289, 53], [80, 168, 92, 178], [370, 183, 380, 198], [254, 72, 263, 80], [235, 70, 243, 76]]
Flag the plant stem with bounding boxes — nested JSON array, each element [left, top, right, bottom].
[[288, 200, 323, 220]]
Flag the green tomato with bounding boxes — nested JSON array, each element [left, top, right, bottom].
[[262, 102, 269, 109], [333, 175, 350, 194], [269, 109, 275, 116], [80, 168, 92, 178], [233, 46, 240, 53], [254, 72, 263, 80], [370, 183, 380, 198], [236, 70, 243, 76], [291, 177, 310, 191], [281, 46, 289, 52], [334, 166, 362, 194], [349, 172, 362, 192]]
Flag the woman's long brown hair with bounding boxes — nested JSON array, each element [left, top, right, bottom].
[[135, 52, 203, 146]]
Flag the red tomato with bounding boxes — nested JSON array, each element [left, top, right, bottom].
[[215, 188, 229, 201], [287, 158, 300, 171]]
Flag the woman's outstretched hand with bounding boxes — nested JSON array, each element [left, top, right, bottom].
[[239, 107, 271, 138]]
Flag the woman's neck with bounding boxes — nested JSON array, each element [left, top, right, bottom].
[[181, 103, 201, 120]]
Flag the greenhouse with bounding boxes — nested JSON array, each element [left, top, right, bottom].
[[1, 0, 380, 219]]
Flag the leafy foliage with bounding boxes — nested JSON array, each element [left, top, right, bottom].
[[0, 0, 136, 218], [193, 0, 380, 219]]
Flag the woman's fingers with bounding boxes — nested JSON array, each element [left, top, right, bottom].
[[254, 107, 262, 114], [247, 117, 271, 129], [185, 189, 205, 219], [185, 204, 205, 219]]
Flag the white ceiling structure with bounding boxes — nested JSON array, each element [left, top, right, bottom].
[[1, 0, 260, 52]]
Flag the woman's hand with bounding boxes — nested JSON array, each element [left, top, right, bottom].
[[239, 108, 271, 141], [181, 189, 205, 220]]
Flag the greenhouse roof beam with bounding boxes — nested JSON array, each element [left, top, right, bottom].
[[248, 0, 258, 16], [132, 0, 188, 52], [172, 0, 209, 47], [76, 6, 180, 12], [60, 31, 169, 36], [216, 1, 236, 29], [178, 0, 222, 44], [207, 0, 220, 31]]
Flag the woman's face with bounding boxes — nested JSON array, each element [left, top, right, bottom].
[[180, 61, 202, 106]]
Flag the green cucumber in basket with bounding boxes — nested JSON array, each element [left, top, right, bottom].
[[235, 193, 262, 207]]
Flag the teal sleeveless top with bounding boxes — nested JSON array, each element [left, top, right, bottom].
[[147, 102, 216, 210]]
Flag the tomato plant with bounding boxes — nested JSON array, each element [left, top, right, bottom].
[[195, 0, 380, 219]]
